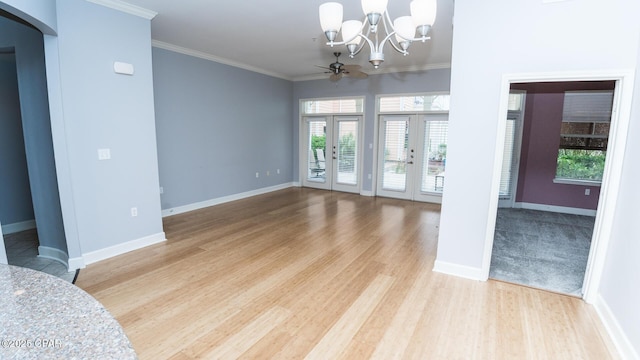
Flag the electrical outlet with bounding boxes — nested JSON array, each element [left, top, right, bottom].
[[131, 207, 138, 217], [159, 186, 164, 194], [267, 171, 270, 176], [368, 174, 372, 180], [277, 169, 280, 174], [585, 188, 590, 196], [256, 172, 259, 178]]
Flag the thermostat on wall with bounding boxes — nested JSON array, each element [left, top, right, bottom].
[[114, 61, 134, 75]]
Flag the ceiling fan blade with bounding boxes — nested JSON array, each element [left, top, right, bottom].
[[342, 64, 362, 72], [315, 65, 332, 71], [329, 72, 342, 82], [346, 70, 368, 79]]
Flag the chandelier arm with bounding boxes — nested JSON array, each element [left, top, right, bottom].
[[350, 34, 370, 57], [383, 10, 395, 36], [388, 37, 410, 55], [380, 31, 409, 55]]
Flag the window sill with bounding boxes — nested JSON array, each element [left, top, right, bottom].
[[553, 178, 602, 186]]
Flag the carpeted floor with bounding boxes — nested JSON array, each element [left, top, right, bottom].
[[489, 208, 595, 297]]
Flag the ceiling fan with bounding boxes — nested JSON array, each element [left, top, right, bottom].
[[316, 52, 368, 81]]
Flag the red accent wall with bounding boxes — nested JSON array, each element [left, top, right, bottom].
[[511, 81, 615, 210]]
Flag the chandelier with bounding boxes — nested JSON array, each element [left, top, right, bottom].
[[319, 0, 437, 68]]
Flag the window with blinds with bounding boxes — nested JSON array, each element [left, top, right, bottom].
[[560, 91, 613, 151], [421, 119, 448, 193], [556, 90, 613, 182]]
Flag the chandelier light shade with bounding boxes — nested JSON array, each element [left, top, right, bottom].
[[319, 0, 437, 68], [342, 20, 363, 46], [361, 0, 388, 16], [319, 2, 344, 42]]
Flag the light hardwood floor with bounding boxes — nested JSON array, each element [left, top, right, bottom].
[[76, 188, 617, 359]]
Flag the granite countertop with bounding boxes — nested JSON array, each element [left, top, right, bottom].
[[0, 264, 137, 359]]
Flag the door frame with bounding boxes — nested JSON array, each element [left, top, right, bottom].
[[481, 70, 635, 303]]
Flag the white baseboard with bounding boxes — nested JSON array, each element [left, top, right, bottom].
[[292, 181, 301, 187], [1, 219, 36, 234], [513, 202, 597, 217], [68, 256, 85, 271], [38, 246, 68, 267], [83, 232, 166, 265], [162, 182, 295, 217], [594, 294, 640, 360], [433, 260, 485, 281]]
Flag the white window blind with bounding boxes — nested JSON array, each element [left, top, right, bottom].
[[499, 118, 517, 198], [562, 91, 614, 123]]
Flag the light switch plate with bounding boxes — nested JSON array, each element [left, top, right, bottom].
[[98, 148, 111, 160]]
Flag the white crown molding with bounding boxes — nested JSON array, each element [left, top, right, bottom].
[[86, 0, 157, 20], [152, 40, 293, 81], [292, 62, 452, 82]]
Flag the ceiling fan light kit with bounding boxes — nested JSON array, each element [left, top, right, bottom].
[[319, 0, 437, 68]]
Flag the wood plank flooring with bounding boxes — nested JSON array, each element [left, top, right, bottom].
[[76, 188, 617, 359]]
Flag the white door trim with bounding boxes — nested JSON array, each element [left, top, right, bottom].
[[481, 70, 635, 304]]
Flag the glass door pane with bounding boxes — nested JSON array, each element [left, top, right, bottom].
[[499, 118, 516, 198], [420, 117, 448, 193], [336, 120, 358, 185], [381, 118, 409, 191], [307, 119, 327, 184]]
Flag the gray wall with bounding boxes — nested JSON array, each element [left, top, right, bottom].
[[0, 15, 66, 253], [53, 0, 164, 254], [0, 52, 33, 226], [438, 0, 640, 356], [293, 68, 452, 192], [599, 34, 640, 356], [152, 47, 294, 210]]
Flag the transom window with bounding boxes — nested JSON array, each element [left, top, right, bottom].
[[379, 94, 450, 112], [302, 98, 364, 114]]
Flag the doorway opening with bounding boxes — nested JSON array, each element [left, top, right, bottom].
[[483, 71, 634, 303], [0, 12, 72, 280]]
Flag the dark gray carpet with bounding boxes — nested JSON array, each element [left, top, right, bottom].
[[489, 208, 595, 296]]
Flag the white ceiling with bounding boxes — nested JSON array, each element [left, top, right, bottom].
[[107, 0, 454, 81]]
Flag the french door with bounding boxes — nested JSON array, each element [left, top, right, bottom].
[[301, 116, 362, 193], [376, 114, 448, 202]]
